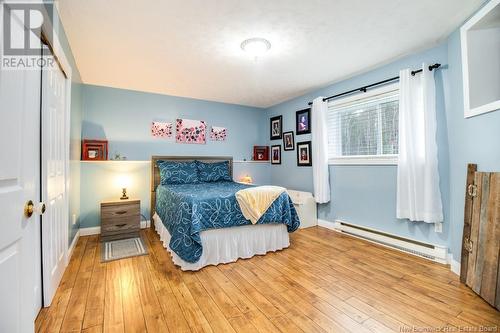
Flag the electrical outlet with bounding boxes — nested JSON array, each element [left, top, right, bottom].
[[434, 222, 443, 233], [72, 214, 77, 225]]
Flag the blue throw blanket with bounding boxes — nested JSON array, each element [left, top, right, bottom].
[[155, 181, 300, 263]]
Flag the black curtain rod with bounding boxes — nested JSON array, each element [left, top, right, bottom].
[[307, 63, 441, 106]]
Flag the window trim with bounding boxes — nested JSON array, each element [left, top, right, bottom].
[[329, 154, 398, 165], [327, 82, 399, 166]]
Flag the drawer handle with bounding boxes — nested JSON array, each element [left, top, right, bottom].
[[115, 210, 128, 215], [115, 223, 127, 228]]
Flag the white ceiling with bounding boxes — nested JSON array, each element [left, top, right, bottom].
[[57, 0, 484, 108]]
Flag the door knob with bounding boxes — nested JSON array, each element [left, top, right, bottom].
[[24, 200, 46, 218]]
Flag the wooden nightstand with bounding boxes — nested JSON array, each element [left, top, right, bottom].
[[100, 199, 140, 241]]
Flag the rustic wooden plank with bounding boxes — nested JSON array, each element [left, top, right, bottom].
[[82, 241, 106, 330], [82, 325, 103, 333], [60, 235, 98, 332], [461, 163, 477, 282], [182, 279, 236, 332], [195, 268, 242, 319], [227, 315, 259, 333], [120, 258, 148, 333], [467, 172, 483, 286], [103, 260, 125, 333], [473, 173, 491, 294], [496, 251, 500, 310], [480, 173, 500, 307], [131, 256, 169, 333], [141, 230, 192, 333]]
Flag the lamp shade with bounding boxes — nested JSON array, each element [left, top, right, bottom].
[[117, 174, 131, 188], [240, 175, 253, 184]]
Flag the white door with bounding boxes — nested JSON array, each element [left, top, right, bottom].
[[41, 47, 69, 306], [0, 11, 43, 333]]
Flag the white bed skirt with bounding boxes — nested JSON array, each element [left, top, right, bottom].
[[153, 213, 290, 271]]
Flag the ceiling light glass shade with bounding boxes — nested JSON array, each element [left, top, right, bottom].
[[240, 38, 271, 57]]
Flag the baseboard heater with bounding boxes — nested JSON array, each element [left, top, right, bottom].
[[331, 220, 448, 264]]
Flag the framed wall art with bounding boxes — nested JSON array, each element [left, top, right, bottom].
[[210, 126, 227, 141], [176, 118, 206, 144], [297, 141, 312, 166], [283, 131, 294, 151], [151, 121, 173, 138], [296, 108, 311, 135], [270, 115, 283, 140], [271, 145, 281, 165]]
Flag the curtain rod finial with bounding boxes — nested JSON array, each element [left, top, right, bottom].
[[429, 63, 441, 71]]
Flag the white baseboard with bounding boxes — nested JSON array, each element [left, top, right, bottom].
[[66, 229, 80, 264], [448, 254, 461, 276], [79, 220, 151, 236], [80, 226, 101, 236]]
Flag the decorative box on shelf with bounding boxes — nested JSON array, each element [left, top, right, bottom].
[[82, 139, 108, 161], [253, 146, 269, 161], [100, 198, 140, 241]]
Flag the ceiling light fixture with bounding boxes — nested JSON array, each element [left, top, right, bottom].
[[240, 38, 271, 57]]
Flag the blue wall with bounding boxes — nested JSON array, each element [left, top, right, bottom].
[[265, 24, 500, 262], [78, 84, 271, 228], [445, 30, 500, 260], [266, 43, 452, 248], [82, 84, 267, 161]]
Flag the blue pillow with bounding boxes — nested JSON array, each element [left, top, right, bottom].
[[156, 160, 199, 185], [196, 161, 232, 182]]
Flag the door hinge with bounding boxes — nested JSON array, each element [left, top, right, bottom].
[[467, 184, 477, 198], [464, 237, 473, 253]]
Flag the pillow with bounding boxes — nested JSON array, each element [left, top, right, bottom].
[[196, 160, 232, 182], [156, 160, 199, 185]]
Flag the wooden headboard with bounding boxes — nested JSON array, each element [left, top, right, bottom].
[[150, 156, 233, 221]]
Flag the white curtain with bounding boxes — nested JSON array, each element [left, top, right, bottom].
[[311, 97, 330, 204], [397, 63, 443, 223]]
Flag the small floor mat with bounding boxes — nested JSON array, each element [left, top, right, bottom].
[[101, 237, 148, 262]]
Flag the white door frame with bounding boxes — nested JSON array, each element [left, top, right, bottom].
[[40, 4, 73, 305]]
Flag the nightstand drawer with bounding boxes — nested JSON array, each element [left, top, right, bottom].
[[101, 202, 139, 219], [102, 218, 140, 233]]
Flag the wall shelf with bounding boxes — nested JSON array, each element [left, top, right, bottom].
[[80, 160, 149, 163], [233, 160, 270, 164], [81, 160, 269, 164]]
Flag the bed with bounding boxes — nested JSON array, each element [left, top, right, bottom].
[[150, 156, 300, 270]]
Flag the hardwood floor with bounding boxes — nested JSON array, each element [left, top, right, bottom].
[[35, 226, 499, 333]]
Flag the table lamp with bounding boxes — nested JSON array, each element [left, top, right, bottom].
[[240, 175, 253, 184], [117, 174, 130, 200]]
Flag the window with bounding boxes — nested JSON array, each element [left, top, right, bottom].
[[327, 84, 399, 165]]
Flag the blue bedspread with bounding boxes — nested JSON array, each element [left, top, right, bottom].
[[155, 181, 300, 263]]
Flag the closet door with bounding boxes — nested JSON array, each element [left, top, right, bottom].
[[461, 164, 500, 310]]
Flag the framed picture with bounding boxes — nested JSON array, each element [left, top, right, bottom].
[[176, 118, 206, 144], [297, 141, 312, 166], [151, 121, 173, 138], [283, 131, 294, 151], [270, 115, 282, 140], [210, 126, 227, 141], [271, 145, 281, 165], [253, 146, 269, 161], [82, 139, 108, 161], [296, 108, 311, 135]]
